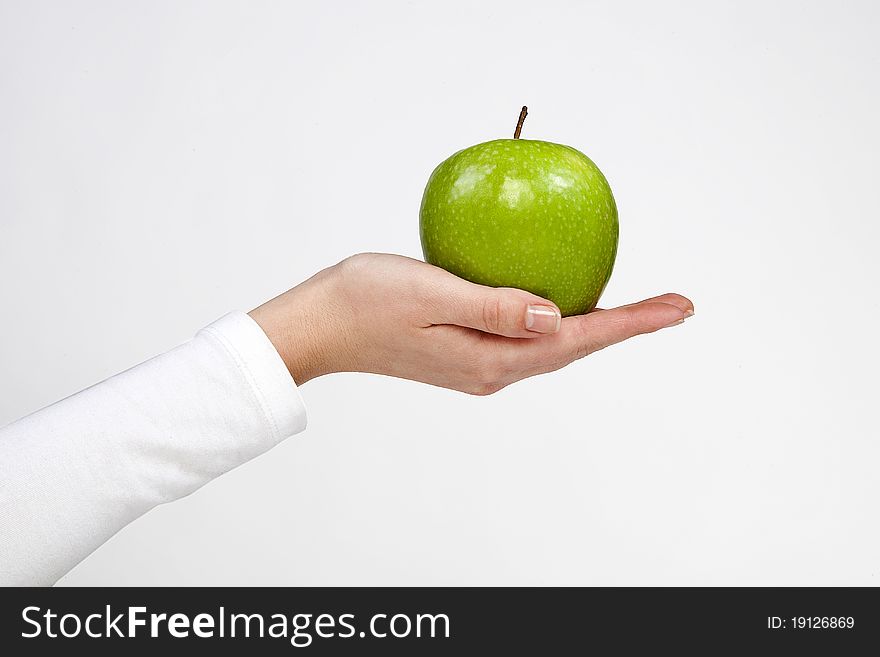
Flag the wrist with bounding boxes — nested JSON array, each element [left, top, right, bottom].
[[249, 266, 347, 385]]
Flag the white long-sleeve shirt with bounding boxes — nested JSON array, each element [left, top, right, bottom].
[[0, 312, 308, 586]]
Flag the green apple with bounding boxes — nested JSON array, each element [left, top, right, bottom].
[[419, 108, 618, 316]]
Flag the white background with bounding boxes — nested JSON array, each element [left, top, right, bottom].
[[1, 0, 878, 585]]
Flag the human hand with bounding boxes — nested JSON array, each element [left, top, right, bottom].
[[249, 253, 693, 395]]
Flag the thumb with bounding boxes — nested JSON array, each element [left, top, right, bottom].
[[435, 280, 562, 338]]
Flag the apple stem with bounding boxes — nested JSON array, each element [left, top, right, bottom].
[[513, 106, 528, 139]]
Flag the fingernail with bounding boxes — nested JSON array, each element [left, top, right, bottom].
[[525, 305, 561, 333], [663, 317, 685, 328], [684, 309, 694, 318]]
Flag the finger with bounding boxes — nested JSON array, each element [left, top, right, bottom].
[[427, 272, 561, 338], [561, 301, 689, 359], [497, 298, 690, 376], [628, 292, 694, 315], [572, 293, 693, 315]]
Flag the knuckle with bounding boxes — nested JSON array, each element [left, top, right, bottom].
[[338, 252, 367, 271], [615, 308, 637, 335], [481, 294, 505, 334], [459, 351, 487, 381], [480, 356, 504, 384], [333, 253, 369, 286], [493, 346, 519, 378], [574, 339, 591, 360], [337, 252, 383, 278], [572, 322, 597, 360], [481, 363, 505, 389], [481, 345, 509, 380], [468, 381, 505, 396], [461, 346, 508, 395]]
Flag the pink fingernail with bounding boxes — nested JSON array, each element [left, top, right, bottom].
[[525, 305, 561, 333], [663, 317, 685, 328]]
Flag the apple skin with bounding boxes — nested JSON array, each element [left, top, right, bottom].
[[419, 138, 618, 317]]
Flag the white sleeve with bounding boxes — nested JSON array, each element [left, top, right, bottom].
[[0, 311, 307, 586]]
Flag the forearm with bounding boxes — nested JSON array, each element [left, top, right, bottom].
[[0, 312, 306, 586]]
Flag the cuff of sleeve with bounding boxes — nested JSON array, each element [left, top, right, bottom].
[[199, 311, 308, 441]]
